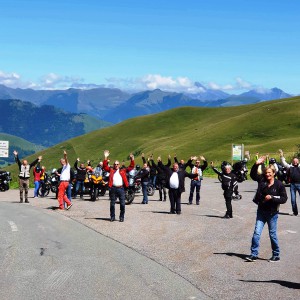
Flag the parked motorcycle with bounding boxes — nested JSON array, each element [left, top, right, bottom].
[[50, 169, 60, 195], [232, 159, 248, 183], [38, 173, 51, 197], [90, 168, 105, 201], [125, 175, 155, 205], [276, 163, 289, 185], [0, 170, 11, 191]]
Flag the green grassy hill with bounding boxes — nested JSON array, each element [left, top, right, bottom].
[[5, 96, 300, 185], [0, 133, 44, 167]]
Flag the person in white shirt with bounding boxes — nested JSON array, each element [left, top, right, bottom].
[[56, 150, 73, 210], [164, 162, 197, 214]]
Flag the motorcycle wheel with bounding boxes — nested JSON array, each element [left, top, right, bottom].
[[38, 186, 50, 197], [99, 187, 106, 196], [91, 187, 98, 201], [147, 184, 155, 196], [125, 189, 135, 205], [51, 185, 58, 194], [0, 184, 6, 192]]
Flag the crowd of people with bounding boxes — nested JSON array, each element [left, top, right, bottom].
[[13, 148, 300, 262]]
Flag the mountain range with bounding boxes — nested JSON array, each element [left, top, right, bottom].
[[0, 84, 292, 123], [0, 99, 111, 148]]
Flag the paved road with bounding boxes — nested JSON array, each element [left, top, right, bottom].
[[0, 178, 299, 299], [0, 201, 208, 300]]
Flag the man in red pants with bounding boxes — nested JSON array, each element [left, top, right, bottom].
[[56, 150, 73, 210]]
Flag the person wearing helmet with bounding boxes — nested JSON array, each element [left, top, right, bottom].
[[211, 161, 239, 219], [269, 157, 279, 174]]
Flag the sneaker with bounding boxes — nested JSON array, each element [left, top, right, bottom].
[[66, 203, 73, 210], [269, 256, 280, 262], [245, 255, 257, 262]]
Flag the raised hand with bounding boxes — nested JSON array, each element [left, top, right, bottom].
[[104, 150, 110, 158]]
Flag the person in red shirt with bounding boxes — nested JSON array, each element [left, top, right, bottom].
[[33, 162, 44, 198], [103, 150, 134, 222]]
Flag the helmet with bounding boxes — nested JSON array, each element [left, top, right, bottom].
[[51, 168, 57, 174], [136, 164, 141, 170], [269, 158, 276, 164]]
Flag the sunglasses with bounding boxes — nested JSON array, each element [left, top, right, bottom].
[[114, 163, 119, 165]]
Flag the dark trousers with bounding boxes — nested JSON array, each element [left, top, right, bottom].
[[157, 181, 167, 200], [189, 180, 201, 204], [169, 188, 182, 213], [224, 190, 233, 217], [110, 187, 125, 218]]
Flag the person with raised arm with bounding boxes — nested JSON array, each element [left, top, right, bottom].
[[103, 150, 134, 222]]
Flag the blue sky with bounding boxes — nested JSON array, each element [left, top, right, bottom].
[[1, 0, 299, 94]]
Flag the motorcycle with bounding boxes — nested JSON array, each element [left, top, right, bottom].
[[125, 175, 155, 205], [276, 163, 289, 185], [0, 170, 11, 191], [38, 173, 51, 197], [49, 169, 60, 196], [90, 168, 106, 201], [232, 159, 248, 183]]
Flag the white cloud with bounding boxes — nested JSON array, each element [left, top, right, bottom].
[[207, 77, 255, 92], [0, 70, 257, 94], [106, 74, 207, 94]]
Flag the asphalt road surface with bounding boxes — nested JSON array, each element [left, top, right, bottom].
[[0, 177, 299, 300]]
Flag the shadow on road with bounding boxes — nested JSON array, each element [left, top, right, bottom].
[[152, 211, 171, 214], [85, 217, 111, 221], [214, 252, 269, 262], [203, 214, 225, 219], [278, 212, 292, 216], [239, 279, 300, 289]]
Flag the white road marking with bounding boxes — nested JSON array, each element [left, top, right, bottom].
[[286, 230, 297, 234], [8, 221, 18, 232]]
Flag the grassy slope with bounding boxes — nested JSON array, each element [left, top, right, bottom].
[[5, 96, 300, 184], [0, 133, 44, 152]]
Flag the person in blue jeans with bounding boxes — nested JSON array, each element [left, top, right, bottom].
[[135, 162, 150, 204], [188, 156, 208, 205], [280, 149, 300, 216], [246, 156, 287, 262]]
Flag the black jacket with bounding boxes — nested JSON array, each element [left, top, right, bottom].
[[212, 167, 238, 193], [151, 159, 171, 183], [74, 160, 87, 181], [163, 166, 197, 193], [135, 168, 149, 183], [251, 164, 287, 213]]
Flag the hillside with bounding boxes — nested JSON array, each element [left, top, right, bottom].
[[5, 96, 300, 183], [0, 133, 44, 167], [0, 99, 112, 147]]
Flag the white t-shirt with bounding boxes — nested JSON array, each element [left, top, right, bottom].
[[170, 172, 179, 189], [60, 163, 71, 181], [113, 169, 123, 186]]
